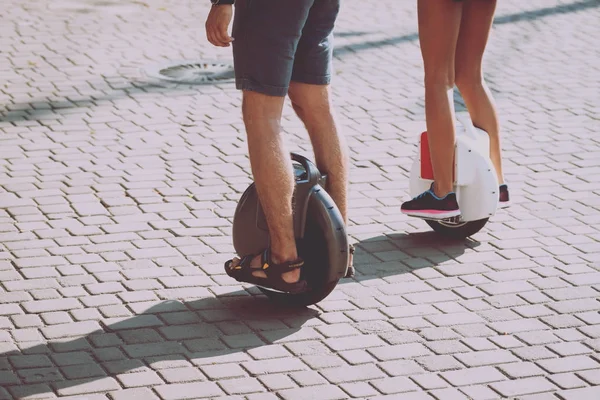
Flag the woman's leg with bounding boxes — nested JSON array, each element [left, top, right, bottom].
[[418, 0, 464, 197], [401, 0, 464, 219], [455, 0, 505, 185]]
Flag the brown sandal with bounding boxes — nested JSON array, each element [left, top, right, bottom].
[[224, 248, 308, 294]]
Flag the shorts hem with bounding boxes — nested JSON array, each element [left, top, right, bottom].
[[235, 78, 288, 97], [291, 73, 332, 86]]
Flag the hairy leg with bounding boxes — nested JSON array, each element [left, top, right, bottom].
[[288, 82, 349, 224], [417, 0, 463, 196], [455, 0, 504, 183], [234, 90, 299, 283]]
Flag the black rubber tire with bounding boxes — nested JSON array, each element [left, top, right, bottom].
[[258, 188, 347, 307], [425, 218, 489, 239]]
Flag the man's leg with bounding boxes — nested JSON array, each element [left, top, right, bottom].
[[288, 82, 348, 225], [239, 91, 300, 283], [226, 0, 315, 284], [287, 0, 353, 274]]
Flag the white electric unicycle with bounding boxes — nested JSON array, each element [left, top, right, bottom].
[[409, 113, 500, 238]]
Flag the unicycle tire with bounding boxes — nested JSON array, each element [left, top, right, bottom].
[[257, 186, 348, 307], [425, 218, 488, 239]]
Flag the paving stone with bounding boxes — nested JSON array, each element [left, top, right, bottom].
[[490, 319, 551, 335], [417, 355, 464, 372], [512, 346, 560, 362], [340, 381, 380, 398], [576, 369, 600, 385], [116, 370, 163, 388], [548, 373, 588, 390], [455, 349, 518, 367], [378, 359, 426, 377], [6, 384, 55, 400], [258, 374, 296, 391], [154, 382, 224, 399], [219, 377, 266, 395], [458, 385, 501, 400], [411, 373, 449, 390], [537, 355, 600, 374], [489, 377, 557, 397], [201, 363, 247, 380], [110, 387, 161, 400], [547, 341, 594, 357], [320, 364, 386, 384], [55, 377, 120, 396], [371, 376, 420, 394], [279, 384, 347, 400], [556, 386, 600, 400], [429, 387, 470, 400], [368, 343, 431, 361], [61, 363, 106, 380], [440, 367, 507, 386], [216, 353, 290, 376]]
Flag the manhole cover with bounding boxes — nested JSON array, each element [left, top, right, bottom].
[[142, 60, 235, 85], [48, 0, 142, 14]]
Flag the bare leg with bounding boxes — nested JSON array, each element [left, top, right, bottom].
[[288, 82, 349, 224], [417, 0, 463, 197], [455, 0, 504, 184], [230, 90, 300, 283]]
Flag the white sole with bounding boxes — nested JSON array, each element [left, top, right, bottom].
[[402, 209, 461, 220]]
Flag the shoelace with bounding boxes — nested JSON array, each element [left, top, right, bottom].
[[413, 190, 433, 200]]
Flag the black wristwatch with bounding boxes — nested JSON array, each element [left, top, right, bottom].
[[211, 0, 234, 5]]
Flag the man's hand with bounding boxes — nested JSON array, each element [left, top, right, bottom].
[[205, 5, 234, 47]]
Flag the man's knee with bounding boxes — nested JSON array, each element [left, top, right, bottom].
[[288, 82, 332, 120], [241, 90, 286, 131]]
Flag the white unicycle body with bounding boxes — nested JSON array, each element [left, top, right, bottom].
[[409, 113, 499, 238]]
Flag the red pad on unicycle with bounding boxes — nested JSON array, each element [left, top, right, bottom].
[[420, 131, 455, 181], [420, 131, 434, 180]]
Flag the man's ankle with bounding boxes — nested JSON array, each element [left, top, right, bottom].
[[270, 250, 299, 265]]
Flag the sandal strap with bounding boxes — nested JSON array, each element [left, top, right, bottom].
[[261, 249, 304, 277], [224, 249, 308, 294]]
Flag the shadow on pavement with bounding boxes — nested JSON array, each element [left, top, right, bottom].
[[0, 79, 200, 125], [0, 231, 479, 398], [0, 294, 318, 398], [494, 0, 599, 24], [350, 230, 479, 281]]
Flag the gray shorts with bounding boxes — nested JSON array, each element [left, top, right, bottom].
[[231, 0, 340, 97]]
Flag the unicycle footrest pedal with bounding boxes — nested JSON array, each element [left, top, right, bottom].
[[408, 214, 463, 223], [441, 215, 462, 223]]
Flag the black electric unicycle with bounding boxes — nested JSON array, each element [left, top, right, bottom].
[[230, 153, 349, 306]]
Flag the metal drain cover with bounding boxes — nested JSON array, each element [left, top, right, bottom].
[[142, 60, 235, 85], [48, 0, 142, 14]]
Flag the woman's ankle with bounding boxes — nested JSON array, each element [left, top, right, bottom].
[[432, 182, 453, 198]]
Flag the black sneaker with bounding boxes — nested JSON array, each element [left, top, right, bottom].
[[401, 185, 461, 220], [499, 184, 510, 208]]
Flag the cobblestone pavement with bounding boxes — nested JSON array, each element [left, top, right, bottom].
[[1, 0, 600, 399]]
